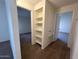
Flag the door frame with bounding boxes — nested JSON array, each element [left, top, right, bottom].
[[17, 6, 34, 45], [5, 0, 33, 59], [55, 10, 74, 46]]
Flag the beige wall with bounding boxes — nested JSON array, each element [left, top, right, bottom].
[[70, 20, 78, 59], [17, 0, 34, 10], [68, 3, 77, 48], [43, 0, 56, 48]]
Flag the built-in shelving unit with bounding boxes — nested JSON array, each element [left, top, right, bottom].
[[32, 0, 56, 49], [34, 7, 43, 45]]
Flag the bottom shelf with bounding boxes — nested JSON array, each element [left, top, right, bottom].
[[36, 40, 42, 45], [35, 37, 42, 45]]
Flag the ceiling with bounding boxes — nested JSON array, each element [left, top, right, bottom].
[[24, 0, 77, 7], [49, 0, 77, 7], [25, 0, 41, 5]]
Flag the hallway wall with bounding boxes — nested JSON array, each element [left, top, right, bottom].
[[0, 0, 10, 42], [59, 12, 72, 33]]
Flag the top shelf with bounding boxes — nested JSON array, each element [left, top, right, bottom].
[[34, 6, 43, 11], [34, 1, 43, 11], [35, 7, 43, 12]]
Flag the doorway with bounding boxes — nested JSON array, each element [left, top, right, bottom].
[[17, 7, 31, 58], [17, 7, 31, 43], [57, 12, 73, 44]]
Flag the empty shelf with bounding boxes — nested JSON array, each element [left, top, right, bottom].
[[36, 40, 42, 45], [36, 37, 42, 44], [35, 29, 42, 32], [34, 7, 43, 12], [36, 16, 43, 19], [36, 22, 42, 24], [35, 35, 42, 39]]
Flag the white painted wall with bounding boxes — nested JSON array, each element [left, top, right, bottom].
[[0, 0, 10, 42], [70, 19, 78, 59], [43, 0, 56, 49], [68, 3, 78, 48], [17, 7, 31, 34], [59, 12, 72, 33], [5, 0, 21, 59]]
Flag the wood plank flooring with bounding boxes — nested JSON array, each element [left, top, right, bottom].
[[0, 34, 70, 59], [20, 34, 70, 59]]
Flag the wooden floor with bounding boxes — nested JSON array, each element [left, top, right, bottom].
[[0, 34, 70, 59], [20, 34, 70, 59]]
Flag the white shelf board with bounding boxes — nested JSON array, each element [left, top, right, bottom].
[[36, 22, 42, 24], [36, 16, 43, 19], [36, 40, 42, 45], [35, 35, 42, 39], [34, 6, 43, 11], [37, 21, 42, 23], [35, 28, 42, 32]]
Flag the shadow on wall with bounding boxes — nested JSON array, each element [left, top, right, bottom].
[[17, 7, 31, 34]]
